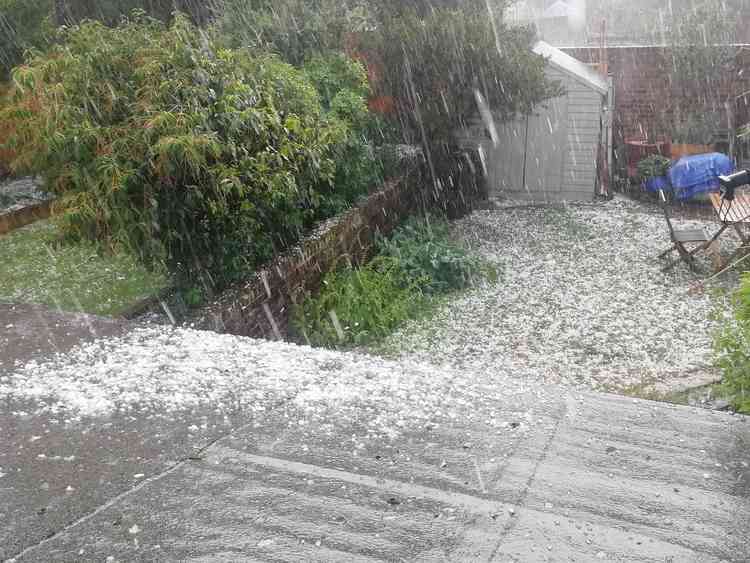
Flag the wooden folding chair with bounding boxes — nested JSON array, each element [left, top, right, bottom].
[[657, 190, 712, 273]]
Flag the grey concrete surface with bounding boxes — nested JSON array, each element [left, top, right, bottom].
[[1, 312, 749, 562], [0, 303, 125, 373], [0, 306, 255, 561]]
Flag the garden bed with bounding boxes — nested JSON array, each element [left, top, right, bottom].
[[0, 221, 167, 317]]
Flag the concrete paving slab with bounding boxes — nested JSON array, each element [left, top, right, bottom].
[[0, 303, 125, 373], [1, 321, 748, 562], [12, 390, 750, 562], [0, 307, 254, 560]]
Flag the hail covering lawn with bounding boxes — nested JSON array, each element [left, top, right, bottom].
[[0, 221, 166, 316], [374, 197, 734, 393]]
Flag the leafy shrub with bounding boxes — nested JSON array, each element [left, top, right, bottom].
[[221, 20, 388, 215], [637, 155, 671, 180], [0, 0, 53, 78], [3, 14, 371, 287], [0, 85, 19, 176], [216, 0, 370, 66], [303, 54, 370, 116], [366, 4, 560, 149], [302, 53, 385, 215], [378, 216, 484, 294], [217, 1, 558, 149], [293, 215, 494, 347], [1, 0, 221, 79], [55, 0, 214, 26], [716, 273, 750, 413], [0, 0, 215, 79], [293, 256, 423, 347], [716, 322, 750, 413]]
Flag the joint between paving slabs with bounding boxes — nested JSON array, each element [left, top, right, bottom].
[[487, 399, 570, 562], [3, 394, 300, 562]]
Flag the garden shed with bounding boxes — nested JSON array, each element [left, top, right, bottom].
[[461, 41, 611, 203]]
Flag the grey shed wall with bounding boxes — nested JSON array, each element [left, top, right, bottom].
[[558, 68, 605, 201], [458, 62, 606, 203]]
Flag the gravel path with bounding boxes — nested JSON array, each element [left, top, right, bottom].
[[373, 197, 737, 394]]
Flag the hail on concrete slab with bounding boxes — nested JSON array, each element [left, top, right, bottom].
[[375, 197, 732, 394], [0, 327, 549, 442]]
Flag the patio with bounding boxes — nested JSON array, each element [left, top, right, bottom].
[[374, 196, 743, 396]]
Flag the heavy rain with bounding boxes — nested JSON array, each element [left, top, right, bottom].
[[1, 1, 749, 561]]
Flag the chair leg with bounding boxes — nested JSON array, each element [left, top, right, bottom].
[[733, 224, 750, 245], [662, 243, 703, 274], [662, 247, 686, 272], [708, 224, 729, 247], [658, 245, 677, 260], [662, 257, 683, 272], [685, 254, 701, 273], [681, 244, 706, 273]]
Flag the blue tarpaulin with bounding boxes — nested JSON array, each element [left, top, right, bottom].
[[667, 152, 735, 201]]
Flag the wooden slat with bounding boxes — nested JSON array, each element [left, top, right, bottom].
[[710, 193, 750, 223], [674, 228, 710, 243]]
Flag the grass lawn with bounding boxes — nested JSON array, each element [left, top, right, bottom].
[[0, 220, 167, 316]]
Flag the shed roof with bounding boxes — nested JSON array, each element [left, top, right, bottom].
[[533, 40, 608, 95], [543, 0, 571, 18]]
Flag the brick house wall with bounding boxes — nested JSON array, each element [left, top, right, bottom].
[[565, 45, 750, 143]]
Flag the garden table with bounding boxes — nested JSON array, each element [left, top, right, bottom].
[[706, 191, 750, 267]]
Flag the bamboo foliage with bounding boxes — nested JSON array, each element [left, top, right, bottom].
[[2, 12, 363, 286]]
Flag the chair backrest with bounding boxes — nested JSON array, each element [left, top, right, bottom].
[[658, 189, 677, 241]]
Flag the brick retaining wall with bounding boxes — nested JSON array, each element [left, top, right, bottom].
[[0, 200, 52, 235], [192, 152, 486, 340]]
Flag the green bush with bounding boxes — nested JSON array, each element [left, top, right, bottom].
[[55, 0, 215, 26], [366, 4, 560, 149], [716, 273, 750, 413], [293, 215, 493, 347], [378, 216, 484, 294], [637, 154, 671, 181], [1, 0, 219, 79], [215, 0, 370, 66], [303, 54, 370, 116], [293, 256, 423, 347], [716, 322, 750, 413], [302, 53, 385, 215], [3, 13, 377, 287], [0, 0, 53, 78], [220, 16, 389, 215], [216, 1, 558, 150]]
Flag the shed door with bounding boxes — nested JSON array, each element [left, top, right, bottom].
[[492, 119, 526, 192], [523, 94, 568, 200]]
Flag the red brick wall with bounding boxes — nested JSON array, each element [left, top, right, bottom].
[[0, 200, 52, 235], [565, 46, 750, 141], [191, 152, 486, 341]]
